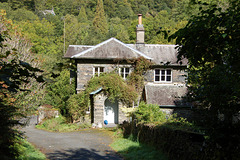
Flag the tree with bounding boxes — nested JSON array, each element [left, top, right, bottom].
[[171, 0, 240, 159], [108, 17, 130, 43], [7, 8, 38, 22], [115, 0, 134, 19], [77, 6, 88, 23], [93, 0, 108, 35], [44, 69, 75, 117], [0, 10, 43, 159]]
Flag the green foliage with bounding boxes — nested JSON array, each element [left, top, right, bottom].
[[93, 0, 108, 35], [44, 69, 75, 116], [111, 138, 168, 160], [171, 0, 240, 159], [36, 115, 91, 132], [15, 138, 46, 160], [77, 7, 88, 23], [0, 10, 43, 159], [134, 103, 167, 123], [8, 8, 38, 22], [133, 102, 197, 132], [67, 92, 89, 122], [121, 122, 204, 160], [86, 72, 138, 106], [127, 57, 152, 92]]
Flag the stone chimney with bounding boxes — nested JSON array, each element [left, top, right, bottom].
[[136, 14, 144, 44]]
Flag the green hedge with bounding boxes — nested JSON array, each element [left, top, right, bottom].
[[121, 122, 205, 160]]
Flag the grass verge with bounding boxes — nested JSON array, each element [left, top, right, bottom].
[[36, 116, 91, 132], [110, 137, 168, 160], [16, 138, 46, 160]]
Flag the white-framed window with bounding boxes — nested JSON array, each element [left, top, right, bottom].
[[119, 67, 130, 79], [93, 67, 104, 77], [154, 69, 172, 82]]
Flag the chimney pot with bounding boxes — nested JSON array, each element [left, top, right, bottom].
[[136, 14, 144, 44], [138, 14, 142, 25]]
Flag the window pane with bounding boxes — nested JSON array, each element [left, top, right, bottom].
[[161, 76, 165, 81], [167, 70, 171, 75], [155, 69, 160, 74], [95, 67, 98, 72], [166, 76, 171, 81], [161, 70, 165, 75], [121, 68, 124, 73], [125, 68, 129, 73], [125, 73, 129, 78], [155, 76, 160, 81], [100, 67, 104, 73]]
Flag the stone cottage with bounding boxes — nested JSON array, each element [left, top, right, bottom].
[[64, 14, 188, 125]]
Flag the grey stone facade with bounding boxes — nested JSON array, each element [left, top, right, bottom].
[[76, 61, 133, 92], [64, 35, 188, 125]]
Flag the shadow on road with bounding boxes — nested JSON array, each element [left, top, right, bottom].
[[46, 148, 122, 160]]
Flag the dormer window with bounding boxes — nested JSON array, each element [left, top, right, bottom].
[[93, 67, 104, 77], [154, 69, 172, 82], [119, 67, 130, 79]]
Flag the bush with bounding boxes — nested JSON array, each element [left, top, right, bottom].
[[44, 69, 75, 116], [36, 116, 91, 132], [67, 92, 89, 123], [134, 102, 167, 123], [15, 138, 46, 160]]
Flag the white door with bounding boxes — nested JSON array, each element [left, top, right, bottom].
[[104, 99, 118, 124]]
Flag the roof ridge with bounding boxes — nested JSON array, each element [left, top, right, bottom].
[[71, 38, 114, 58], [69, 45, 94, 47], [126, 44, 177, 47], [71, 38, 152, 60]]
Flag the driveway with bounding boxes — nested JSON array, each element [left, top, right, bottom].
[[21, 116, 123, 160]]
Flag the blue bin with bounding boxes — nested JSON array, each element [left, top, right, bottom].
[[104, 120, 108, 125]]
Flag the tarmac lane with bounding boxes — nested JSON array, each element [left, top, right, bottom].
[[21, 116, 122, 160]]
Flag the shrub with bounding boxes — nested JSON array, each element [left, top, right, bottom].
[[15, 138, 46, 160], [67, 92, 89, 123], [44, 69, 75, 116], [134, 102, 167, 124], [36, 116, 91, 132]]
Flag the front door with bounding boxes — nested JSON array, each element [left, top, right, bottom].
[[104, 99, 118, 124]]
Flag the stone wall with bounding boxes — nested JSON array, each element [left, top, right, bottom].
[[76, 60, 132, 92], [76, 59, 187, 93], [37, 105, 59, 124]]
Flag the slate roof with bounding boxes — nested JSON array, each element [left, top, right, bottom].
[[64, 45, 93, 58], [69, 38, 152, 60], [128, 44, 187, 65], [145, 83, 188, 106], [64, 37, 187, 66]]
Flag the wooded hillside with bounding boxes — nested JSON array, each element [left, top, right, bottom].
[[0, 0, 229, 122]]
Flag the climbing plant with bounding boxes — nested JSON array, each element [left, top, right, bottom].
[[127, 57, 152, 92]]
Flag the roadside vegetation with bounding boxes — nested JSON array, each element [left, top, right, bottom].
[[15, 138, 46, 160], [36, 116, 91, 132], [110, 102, 199, 160], [111, 138, 168, 160]]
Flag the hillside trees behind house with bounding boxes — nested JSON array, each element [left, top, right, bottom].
[[171, 0, 240, 159], [0, 0, 231, 121], [0, 0, 231, 119]]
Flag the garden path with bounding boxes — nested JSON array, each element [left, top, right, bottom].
[[21, 116, 122, 160]]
